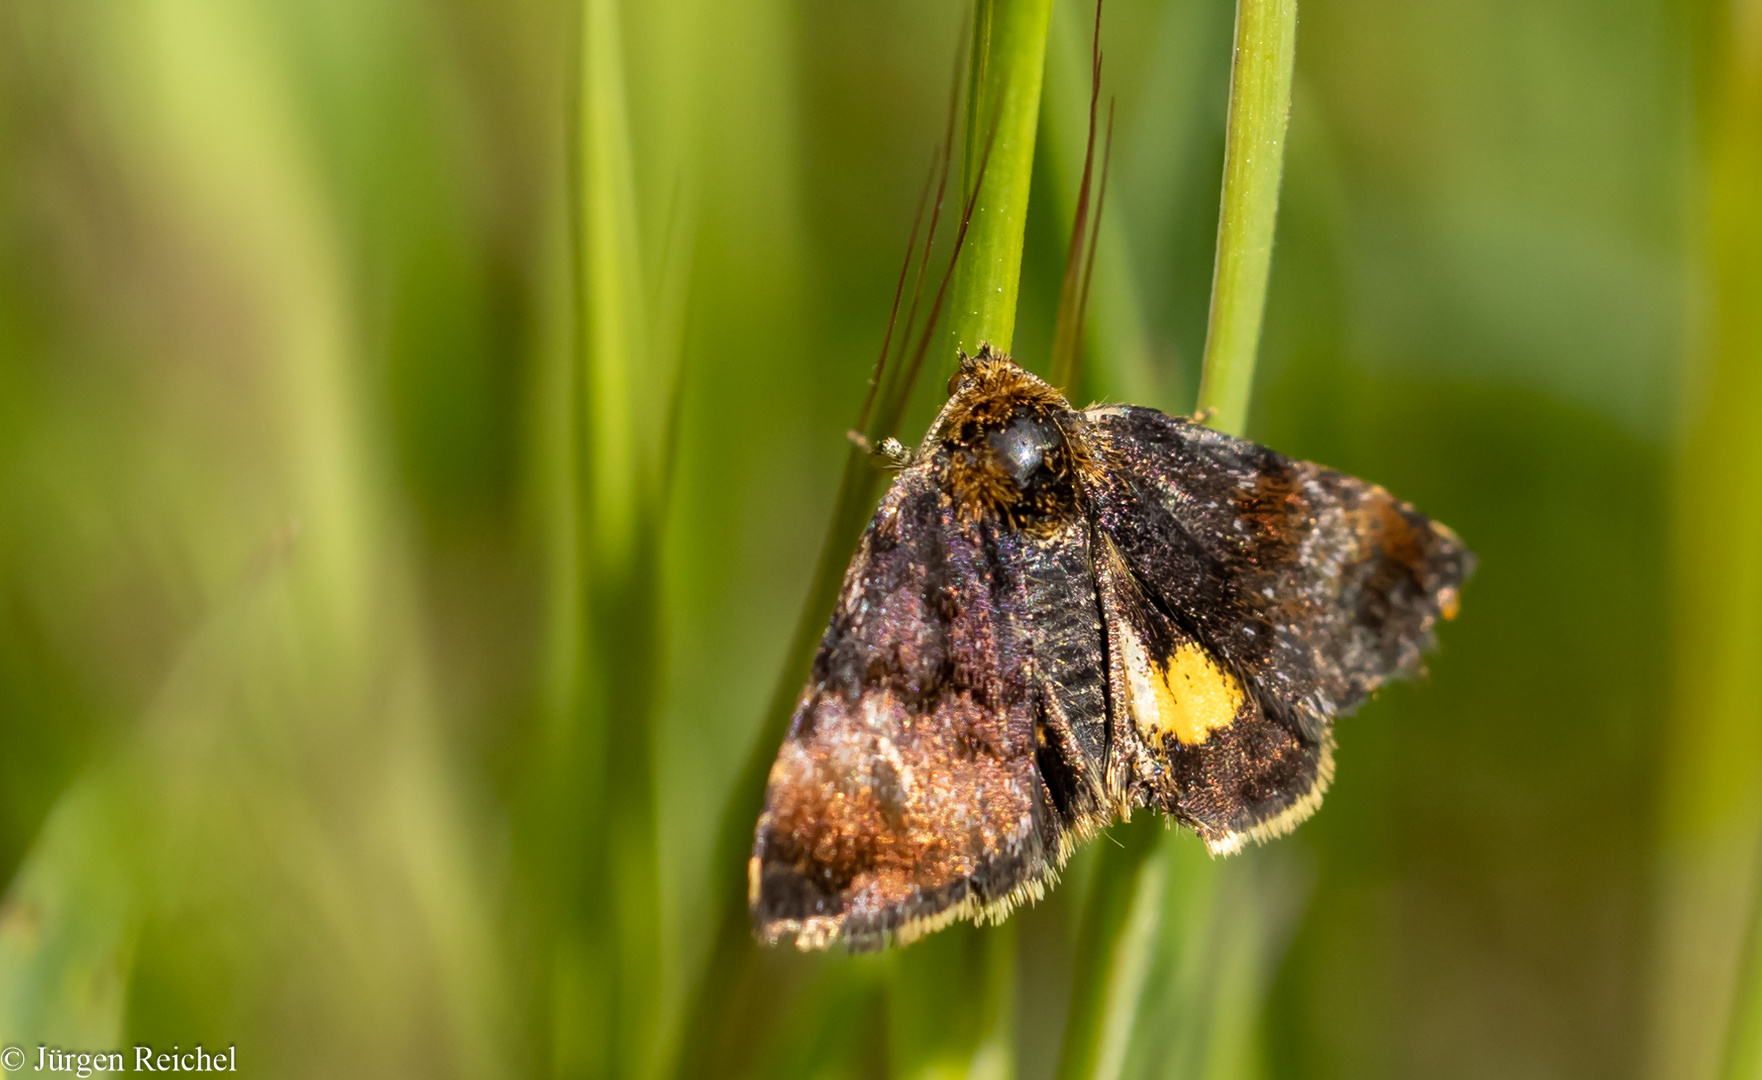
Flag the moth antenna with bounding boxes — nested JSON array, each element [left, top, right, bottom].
[[886, 145, 953, 418], [857, 156, 935, 433], [879, 27, 967, 426], [903, 97, 1002, 399], [1071, 98, 1115, 386], [1049, 0, 1106, 395]]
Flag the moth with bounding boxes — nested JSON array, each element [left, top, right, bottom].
[[750, 347, 1472, 951]]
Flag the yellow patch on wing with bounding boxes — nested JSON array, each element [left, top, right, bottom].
[[1131, 640, 1246, 745]]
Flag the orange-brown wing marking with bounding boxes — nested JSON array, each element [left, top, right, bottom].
[[750, 465, 1060, 951]]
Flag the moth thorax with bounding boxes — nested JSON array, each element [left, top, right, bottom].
[[944, 408, 1079, 532], [989, 412, 1061, 488]]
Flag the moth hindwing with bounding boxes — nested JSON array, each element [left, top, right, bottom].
[[750, 346, 1474, 951]]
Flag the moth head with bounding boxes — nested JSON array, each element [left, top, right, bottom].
[[945, 346, 984, 398]]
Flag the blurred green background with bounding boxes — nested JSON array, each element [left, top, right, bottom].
[[1, 0, 1758, 1078]]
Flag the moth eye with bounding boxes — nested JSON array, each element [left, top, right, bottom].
[[987, 414, 1064, 488]]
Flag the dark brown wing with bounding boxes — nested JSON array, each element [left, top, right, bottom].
[[1090, 528, 1334, 853], [1084, 405, 1473, 737], [750, 465, 1090, 951]]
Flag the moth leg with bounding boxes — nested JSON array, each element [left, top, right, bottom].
[[875, 437, 910, 467], [846, 429, 912, 468]]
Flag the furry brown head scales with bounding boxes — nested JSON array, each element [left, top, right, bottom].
[[930, 346, 1096, 534]]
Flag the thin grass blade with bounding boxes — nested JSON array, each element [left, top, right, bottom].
[[1195, 0, 1297, 437], [1655, 3, 1762, 1078]]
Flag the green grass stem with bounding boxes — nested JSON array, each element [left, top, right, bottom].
[[951, 0, 1056, 357], [566, 0, 669, 1074], [1660, 3, 1762, 1078], [1195, 0, 1297, 437], [1709, 11, 1762, 1068], [1053, 821, 1163, 1080]]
